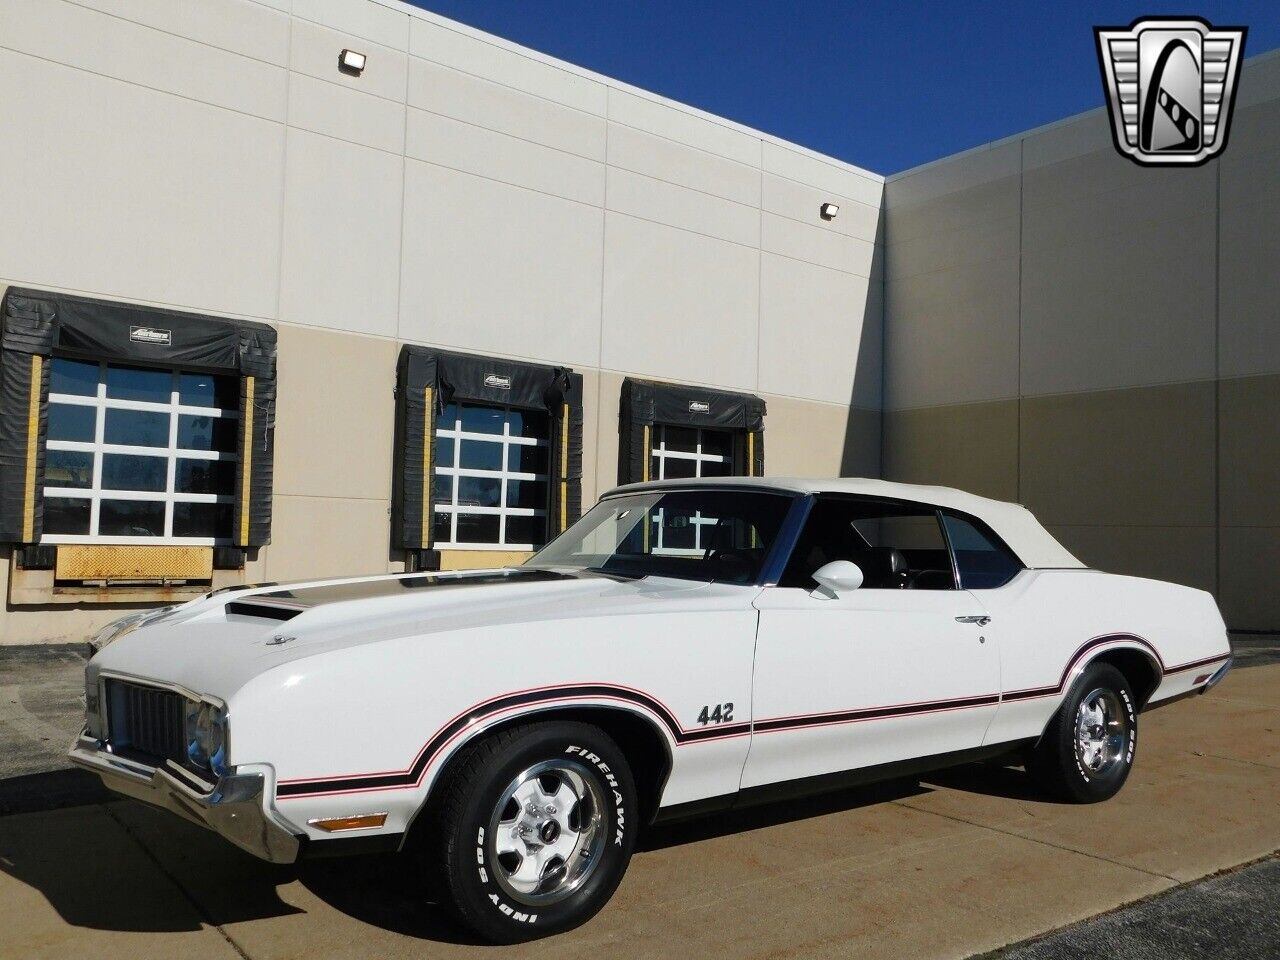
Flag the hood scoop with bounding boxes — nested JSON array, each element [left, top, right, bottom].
[[226, 597, 306, 622]]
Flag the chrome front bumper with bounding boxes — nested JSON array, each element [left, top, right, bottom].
[[68, 733, 300, 864]]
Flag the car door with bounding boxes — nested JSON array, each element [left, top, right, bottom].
[[741, 495, 1000, 791]]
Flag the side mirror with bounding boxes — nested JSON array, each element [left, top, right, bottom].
[[810, 560, 864, 599]]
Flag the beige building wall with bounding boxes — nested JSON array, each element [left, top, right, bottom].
[[883, 50, 1280, 630], [0, 0, 883, 643]]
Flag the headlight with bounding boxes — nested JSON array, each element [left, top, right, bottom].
[[91, 605, 179, 653], [184, 701, 228, 778]]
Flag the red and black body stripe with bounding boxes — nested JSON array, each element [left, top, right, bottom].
[[276, 634, 1230, 800], [277, 682, 749, 799]]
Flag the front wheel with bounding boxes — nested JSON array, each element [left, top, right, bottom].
[[426, 721, 637, 943], [1027, 662, 1137, 803]]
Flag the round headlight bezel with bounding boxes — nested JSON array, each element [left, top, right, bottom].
[[184, 700, 228, 777]]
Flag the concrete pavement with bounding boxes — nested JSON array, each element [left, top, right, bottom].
[[0, 657, 1276, 959]]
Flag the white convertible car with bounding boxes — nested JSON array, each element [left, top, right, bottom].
[[72, 477, 1232, 942]]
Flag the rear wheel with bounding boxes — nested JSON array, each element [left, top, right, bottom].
[[1028, 662, 1137, 803], [425, 721, 636, 943]]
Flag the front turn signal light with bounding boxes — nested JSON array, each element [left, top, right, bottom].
[[308, 813, 388, 832]]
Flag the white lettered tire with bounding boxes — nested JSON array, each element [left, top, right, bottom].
[[1028, 662, 1137, 803], [426, 721, 637, 943]]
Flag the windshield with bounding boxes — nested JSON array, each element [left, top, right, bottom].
[[527, 489, 795, 584]]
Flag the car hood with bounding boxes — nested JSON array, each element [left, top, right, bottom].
[[88, 567, 744, 698]]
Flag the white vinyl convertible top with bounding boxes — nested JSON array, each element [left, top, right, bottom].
[[608, 476, 1085, 570]]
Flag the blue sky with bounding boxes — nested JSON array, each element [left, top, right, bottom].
[[406, 2, 1280, 174]]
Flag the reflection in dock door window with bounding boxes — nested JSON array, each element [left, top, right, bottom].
[[41, 358, 238, 544], [432, 402, 550, 550], [648, 425, 734, 554]]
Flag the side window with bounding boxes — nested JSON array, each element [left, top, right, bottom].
[[940, 513, 1023, 589], [779, 497, 956, 590]]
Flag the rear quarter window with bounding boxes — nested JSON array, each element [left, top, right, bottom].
[[941, 513, 1024, 589]]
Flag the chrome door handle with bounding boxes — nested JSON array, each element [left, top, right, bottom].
[[956, 615, 991, 626]]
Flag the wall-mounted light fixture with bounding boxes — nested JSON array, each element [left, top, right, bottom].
[[819, 202, 840, 220], [338, 48, 367, 76]]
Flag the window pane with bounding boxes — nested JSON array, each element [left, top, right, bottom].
[[178, 414, 237, 452], [942, 514, 1023, 589], [505, 514, 546, 546], [434, 434, 455, 468], [700, 457, 733, 478], [507, 444, 548, 475], [99, 500, 165, 537], [175, 459, 235, 495], [433, 473, 454, 504], [460, 404, 504, 435], [662, 456, 696, 480], [661, 426, 698, 454], [102, 454, 167, 492], [173, 502, 232, 538], [105, 408, 168, 447], [700, 430, 733, 461], [43, 496, 91, 535], [106, 364, 170, 404], [459, 439, 502, 471], [439, 402, 460, 429], [45, 450, 93, 488], [455, 512, 499, 544], [509, 409, 548, 438], [507, 479, 547, 509], [653, 509, 696, 550], [50, 358, 98, 396], [49, 403, 97, 442], [178, 372, 238, 408], [458, 476, 501, 507], [433, 509, 453, 544]]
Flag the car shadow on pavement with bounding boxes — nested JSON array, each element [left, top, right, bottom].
[[0, 764, 1047, 944]]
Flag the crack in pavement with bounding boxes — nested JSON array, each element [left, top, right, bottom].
[[102, 804, 254, 960]]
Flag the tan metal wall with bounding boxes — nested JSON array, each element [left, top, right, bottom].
[[883, 51, 1280, 630]]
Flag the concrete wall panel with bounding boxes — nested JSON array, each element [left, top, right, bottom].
[[399, 161, 604, 367], [72, 0, 291, 65], [606, 123, 761, 207], [1218, 527, 1280, 630], [762, 142, 882, 210], [290, 17, 408, 103], [272, 325, 398, 500], [408, 17, 605, 116], [265, 495, 394, 580], [601, 214, 758, 392], [0, 51, 283, 319], [1020, 213, 1216, 396], [1219, 375, 1280, 527], [882, 401, 1019, 503], [761, 215, 875, 277], [278, 128, 404, 335], [0, 0, 286, 122], [406, 109, 604, 207], [288, 71, 406, 153], [762, 174, 880, 242], [1019, 382, 1215, 528], [759, 256, 871, 405], [1049, 524, 1216, 594], [607, 167, 759, 248], [885, 257, 1020, 409], [409, 59, 605, 160], [608, 89, 761, 167], [293, 0, 408, 49]]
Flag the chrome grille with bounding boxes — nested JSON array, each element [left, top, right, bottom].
[[106, 680, 187, 766]]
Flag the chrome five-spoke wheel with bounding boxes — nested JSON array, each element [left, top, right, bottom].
[[489, 759, 607, 905], [1074, 687, 1129, 775]]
